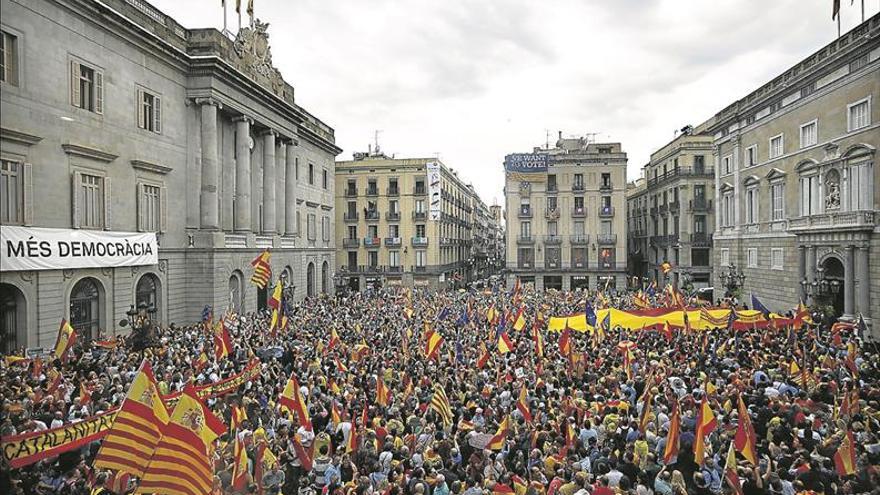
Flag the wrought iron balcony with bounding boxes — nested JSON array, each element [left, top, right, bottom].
[[517, 235, 535, 244], [411, 236, 429, 247], [384, 237, 402, 247], [412, 211, 427, 220], [363, 237, 381, 247], [597, 233, 617, 244], [570, 234, 590, 244], [518, 207, 533, 218], [599, 205, 615, 217], [689, 197, 711, 211], [543, 235, 562, 245], [342, 238, 360, 248], [365, 210, 380, 221], [344, 188, 358, 197], [344, 212, 359, 222], [572, 206, 586, 218], [386, 211, 401, 221]]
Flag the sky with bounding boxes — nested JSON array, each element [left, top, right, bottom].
[[153, 0, 879, 206]]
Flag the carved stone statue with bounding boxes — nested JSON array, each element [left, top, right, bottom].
[[825, 172, 840, 210], [233, 19, 286, 97]]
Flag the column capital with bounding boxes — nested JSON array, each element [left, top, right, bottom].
[[194, 97, 222, 110], [232, 115, 253, 125], [259, 129, 278, 138]]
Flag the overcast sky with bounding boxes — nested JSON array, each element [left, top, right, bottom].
[[154, 0, 878, 205]]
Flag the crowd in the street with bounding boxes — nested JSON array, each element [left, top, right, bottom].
[[1, 282, 879, 495]]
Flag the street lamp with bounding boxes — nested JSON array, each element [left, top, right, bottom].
[[720, 264, 745, 297], [279, 272, 296, 307], [800, 266, 841, 302]]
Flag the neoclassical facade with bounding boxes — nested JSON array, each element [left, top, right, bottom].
[[708, 14, 878, 337], [0, 0, 340, 351]]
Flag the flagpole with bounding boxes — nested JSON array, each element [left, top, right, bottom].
[[223, 0, 227, 33], [838, 13, 841, 38]]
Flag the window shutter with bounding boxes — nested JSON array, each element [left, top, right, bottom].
[[136, 182, 145, 231], [103, 176, 111, 229], [22, 162, 33, 226], [159, 185, 167, 232], [70, 61, 81, 108], [153, 95, 161, 134], [136, 89, 144, 129], [95, 70, 104, 115], [72, 171, 82, 228]]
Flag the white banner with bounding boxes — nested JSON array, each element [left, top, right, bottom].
[[427, 161, 441, 221], [1, 226, 158, 272]]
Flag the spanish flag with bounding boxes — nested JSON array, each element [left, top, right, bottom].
[[486, 415, 510, 450], [254, 427, 277, 495], [512, 308, 526, 331], [335, 357, 349, 373], [54, 318, 77, 363], [213, 319, 233, 360], [376, 377, 391, 407], [734, 394, 757, 465], [268, 280, 282, 310], [329, 379, 341, 395], [327, 327, 340, 352], [833, 430, 857, 476], [559, 324, 572, 357], [331, 402, 342, 425], [516, 385, 532, 424], [94, 360, 169, 479], [346, 419, 359, 453], [486, 305, 497, 323], [136, 383, 226, 495], [476, 342, 490, 369], [532, 321, 544, 358], [497, 329, 514, 354], [724, 442, 744, 495], [194, 351, 209, 372], [232, 433, 249, 491], [663, 402, 680, 465], [280, 373, 312, 431], [694, 396, 718, 466], [638, 390, 653, 433], [424, 329, 444, 360], [231, 404, 248, 430]]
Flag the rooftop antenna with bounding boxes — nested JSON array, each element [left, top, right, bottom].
[[544, 129, 550, 149], [373, 129, 383, 154]]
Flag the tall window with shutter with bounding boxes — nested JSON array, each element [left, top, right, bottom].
[[1, 30, 19, 86], [137, 183, 166, 232], [0, 160, 24, 224], [70, 59, 103, 114], [73, 172, 109, 229], [136, 87, 161, 133]]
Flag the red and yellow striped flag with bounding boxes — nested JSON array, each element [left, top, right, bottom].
[[250, 249, 272, 288], [231, 433, 249, 491], [734, 394, 757, 465], [280, 373, 312, 431], [694, 396, 718, 466], [424, 328, 444, 360], [834, 430, 857, 476], [94, 360, 169, 478], [486, 415, 510, 450], [54, 318, 77, 363], [663, 402, 681, 465], [376, 377, 391, 407], [136, 384, 226, 495]]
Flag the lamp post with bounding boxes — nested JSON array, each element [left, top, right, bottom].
[[120, 301, 157, 351], [800, 266, 841, 307], [680, 270, 694, 297], [279, 271, 296, 308], [720, 264, 745, 298]]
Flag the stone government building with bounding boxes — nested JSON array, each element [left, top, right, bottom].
[[0, 0, 340, 351]]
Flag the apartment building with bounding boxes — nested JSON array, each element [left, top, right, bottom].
[[627, 127, 716, 289], [335, 151, 480, 290], [504, 133, 628, 291], [708, 13, 878, 336]]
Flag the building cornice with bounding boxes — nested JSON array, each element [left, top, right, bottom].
[[131, 159, 173, 174], [0, 127, 43, 146], [62, 143, 118, 163]]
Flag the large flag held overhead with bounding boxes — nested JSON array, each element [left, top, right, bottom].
[[430, 384, 454, 427], [213, 319, 233, 360], [694, 396, 718, 466], [734, 394, 757, 465], [516, 385, 532, 423], [497, 328, 515, 354], [136, 384, 226, 495], [376, 377, 391, 407], [280, 373, 312, 431], [663, 402, 681, 465], [834, 429, 857, 476], [724, 442, 744, 495], [94, 360, 169, 478], [424, 329, 444, 360], [487, 415, 510, 450], [232, 433, 249, 491], [250, 249, 272, 288], [54, 319, 77, 363]]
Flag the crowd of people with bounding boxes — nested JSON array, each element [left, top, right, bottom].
[[1, 282, 879, 495]]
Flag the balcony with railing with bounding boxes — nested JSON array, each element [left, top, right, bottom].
[[414, 185, 426, 195], [344, 212, 359, 222], [570, 234, 589, 244], [344, 187, 358, 197], [597, 233, 617, 244], [690, 232, 712, 246], [599, 183, 613, 192], [647, 166, 715, 188], [545, 258, 561, 269], [384, 237, 402, 247], [543, 235, 562, 245], [411, 236, 429, 247], [342, 238, 360, 248], [517, 234, 535, 244], [788, 210, 875, 231], [363, 237, 381, 247], [572, 183, 585, 192], [517, 259, 534, 269], [545, 208, 561, 220], [412, 211, 427, 220], [518, 206, 533, 218], [387, 265, 402, 273], [413, 265, 427, 273], [547, 183, 558, 193], [572, 206, 586, 218], [689, 197, 712, 212], [385, 211, 401, 221], [366, 186, 379, 196], [387, 187, 399, 196], [669, 201, 680, 213], [598, 205, 615, 217], [365, 210, 380, 222]]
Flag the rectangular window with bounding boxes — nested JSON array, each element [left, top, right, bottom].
[[720, 248, 730, 267], [368, 251, 378, 267], [389, 224, 399, 237], [0, 30, 19, 86], [799, 120, 817, 148], [79, 173, 104, 228], [771, 248, 784, 270], [0, 159, 23, 224], [847, 97, 871, 131], [573, 173, 584, 189], [415, 250, 426, 267], [769, 134, 784, 158], [322, 170, 328, 189], [547, 174, 557, 191], [70, 60, 103, 114], [745, 145, 757, 167], [139, 184, 161, 232], [573, 196, 584, 209], [308, 163, 314, 185], [722, 192, 734, 227], [295, 157, 300, 181], [389, 250, 400, 267], [747, 248, 758, 268], [521, 221, 531, 237], [322, 216, 330, 241], [416, 224, 426, 238], [136, 88, 161, 133], [415, 200, 425, 213], [746, 188, 758, 224], [693, 155, 705, 172], [722, 155, 732, 175], [800, 175, 820, 216], [547, 196, 557, 211], [307, 213, 316, 240], [348, 225, 357, 239], [347, 251, 357, 269], [547, 221, 557, 236], [694, 215, 706, 233], [771, 183, 785, 220]]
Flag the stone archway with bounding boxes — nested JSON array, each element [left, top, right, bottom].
[[306, 262, 316, 297], [0, 283, 26, 354], [69, 277, 104, 341], [821, 256, 845, 318]]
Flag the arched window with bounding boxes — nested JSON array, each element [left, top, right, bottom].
[[0, 284, 25, 354], [306, 262, 315, 297], [229, 271, 243, 313], [321, 261, 329, 294], [70, 278, 101, 340], [135, 274, 159, 315]]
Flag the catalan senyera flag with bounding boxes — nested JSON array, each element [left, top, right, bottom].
[[663, 402, 681, 465], [694, 396, 718, 466], [734, 394, 757, 465], [94, 360, 169, 478], [376, 377, 391, 407], [424, 328, 444, 360], [486, 415, 510, 450], [280, 373, 312, 431], [516, 385, 532, 424], [135, 384, 226, 495], [430, 384, 454, 427], [213, 319, 233, 360], [54, 318, 77, 363], [250, 249, 272, 288], [232, 433, 249, 491], [724, 442, 744, 495], [512, 308, 526, 331], [834, 429, 857, 476]]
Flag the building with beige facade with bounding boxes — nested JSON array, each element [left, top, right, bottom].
[[504, 134, 628, 291], [335, 150, 484, 290], [0, 0, 339, 351], [707, 13, 878, 336], [627, 127, 715, 289]]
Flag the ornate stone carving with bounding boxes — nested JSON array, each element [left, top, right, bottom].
[[101, 267, 113, 277], [63, 269, 75, 280], [233, 19, 285, 96], [131, 266, 140, 277], [519, 181, 530, 193], [825, 169, 841, 210], [158, 260, 168, 273], [19, 271, 34, 283], [823, 142, 840, 161]]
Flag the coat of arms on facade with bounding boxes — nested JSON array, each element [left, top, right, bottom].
[[233, 19, 286, 96]]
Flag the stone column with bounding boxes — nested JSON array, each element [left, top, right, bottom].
[[261, 130, 276, 234], [199, 99, 220, 230], [844, 245, 855, 318], [233, 116, 252, 232], [797, 245, 806, 300], [732, 135, 742, 229], [276, 140, 287, 236], [856, 244, 871, 320], [806, 245, 817, 282], [284, 142, 297, 236]]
